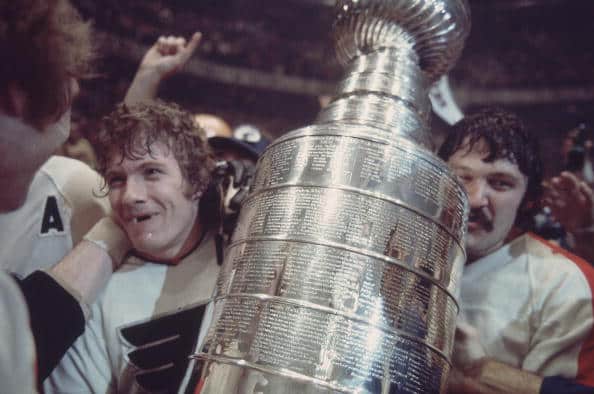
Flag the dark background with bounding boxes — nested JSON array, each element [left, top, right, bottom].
[[71, 0, 594, 177]]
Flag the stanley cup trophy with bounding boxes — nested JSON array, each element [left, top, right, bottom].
[[192, 0, 471, 393]]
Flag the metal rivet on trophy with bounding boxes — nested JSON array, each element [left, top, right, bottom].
[[192, 0, 471, 392]]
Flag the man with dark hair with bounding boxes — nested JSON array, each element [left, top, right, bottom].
[[441, 108, 594, 393], [46, 101, 221, 394], [0, 0, 129, 389]]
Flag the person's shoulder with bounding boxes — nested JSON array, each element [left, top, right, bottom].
[[40, 156, 103, 193], [521, 233, 594, 292], [40, 156, 105, 206], [523, 233, 592, 268]]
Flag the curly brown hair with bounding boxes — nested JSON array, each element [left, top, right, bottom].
[[94, 100, 215, 197], [0, 0, 93, 127]]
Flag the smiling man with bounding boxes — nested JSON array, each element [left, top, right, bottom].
[[45, 101, 221, 394], [439, 108, 594, 393]]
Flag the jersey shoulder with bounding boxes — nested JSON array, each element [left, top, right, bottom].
[[41, 156, 110, 243], [521, 233, 594, 295]]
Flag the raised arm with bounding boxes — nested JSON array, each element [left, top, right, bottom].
[[124, 32, 202, 105]]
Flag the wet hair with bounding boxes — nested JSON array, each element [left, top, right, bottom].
[[94, 100, 216, 198], [0, 0, 93, 127], [438, 107, 543, 227]]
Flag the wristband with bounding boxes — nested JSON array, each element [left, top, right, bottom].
[[83, 217, 130, 269]]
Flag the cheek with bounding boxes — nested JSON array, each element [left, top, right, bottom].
[[108, 192, 118, 209], [108, 193, 125, 222], [497, 193, 525, 223]]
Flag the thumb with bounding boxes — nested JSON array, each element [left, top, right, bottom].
[[184, 32, 202, 57]]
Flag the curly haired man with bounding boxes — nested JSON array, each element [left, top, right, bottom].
[[46, 100, 221, 394]]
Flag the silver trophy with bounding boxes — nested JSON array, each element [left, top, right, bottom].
[[192, 1, 470, 393]]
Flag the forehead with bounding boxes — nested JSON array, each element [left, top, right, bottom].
[[448, 141, 525, 180], [106, 140, 176, 170]]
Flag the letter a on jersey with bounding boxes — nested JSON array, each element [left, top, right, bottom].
[[40, 196, 64, 234]]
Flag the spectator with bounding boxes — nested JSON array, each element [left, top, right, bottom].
[[45, 101, 221, 394], [542, 125, 594, 263], [543, 171, 594, 263], [124, 33, 202, 106], [561, 124, 593, 187], [439, 108, 594, 393], [194, 113, 233, 139]]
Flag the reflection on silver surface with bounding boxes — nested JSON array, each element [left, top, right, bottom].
[[192, 1, 470, 393]]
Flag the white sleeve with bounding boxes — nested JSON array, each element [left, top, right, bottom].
[[43, 157, 110, 245], [523, 260, 594, 380], [43, 303, 115, 394], [0, 271, 37, 394]]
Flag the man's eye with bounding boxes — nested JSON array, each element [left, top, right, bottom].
[[144, 168, 162, 178], [107, 177, 125, 188], [456, 174, 473, 184], [490, 179, 513, 190]]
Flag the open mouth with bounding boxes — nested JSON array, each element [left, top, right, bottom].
[[135, 215, 151, 223], [131, 213, 157, 224]]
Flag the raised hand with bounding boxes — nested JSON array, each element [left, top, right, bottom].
[[543, 171, 593, 233], [138, 32, 202, 79], [124, 32, 202, 105]]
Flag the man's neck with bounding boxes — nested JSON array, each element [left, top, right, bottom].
[[169, 218, 204, 265], [134, 214, 204, 265], [467, 228, 526, 264]]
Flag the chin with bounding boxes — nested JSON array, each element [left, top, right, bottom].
[[465, 237, 491, 260], [132, 240, 175, 261]]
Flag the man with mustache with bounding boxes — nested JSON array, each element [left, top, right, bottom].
[[440, 108, 594, 393], [45, 100, 221, 394]]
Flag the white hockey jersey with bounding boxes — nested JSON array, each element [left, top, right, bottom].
[[45, 233, 220, 394], [460, 233, 594, 386], [0, 156, 108, 277]]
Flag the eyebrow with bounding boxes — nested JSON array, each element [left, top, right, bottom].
[[106, 159, 167, 175], [488, 172, 523, 181], [451, 165, 525, 181], [450, 164, 473, 172], [136, 160, 167, 170]]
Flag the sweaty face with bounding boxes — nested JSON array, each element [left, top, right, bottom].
[[448, 141, 528, 262], [106, 141, 200, 261]]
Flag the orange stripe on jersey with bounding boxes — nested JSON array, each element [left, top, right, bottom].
[[528, 233, 594, 386], [193, 378, 205, 394]]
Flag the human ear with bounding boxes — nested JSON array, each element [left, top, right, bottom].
[[1, 83, 28, 118]]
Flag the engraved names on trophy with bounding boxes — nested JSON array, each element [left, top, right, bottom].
[[235, 186, 462, 284], [216, 241, 459, 354], [253, 135, 466, 243], [205, 296, 449, 393]]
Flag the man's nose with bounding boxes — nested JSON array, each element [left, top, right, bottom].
[[466, 179, 489, 208], [121, 178, 146, 205]]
